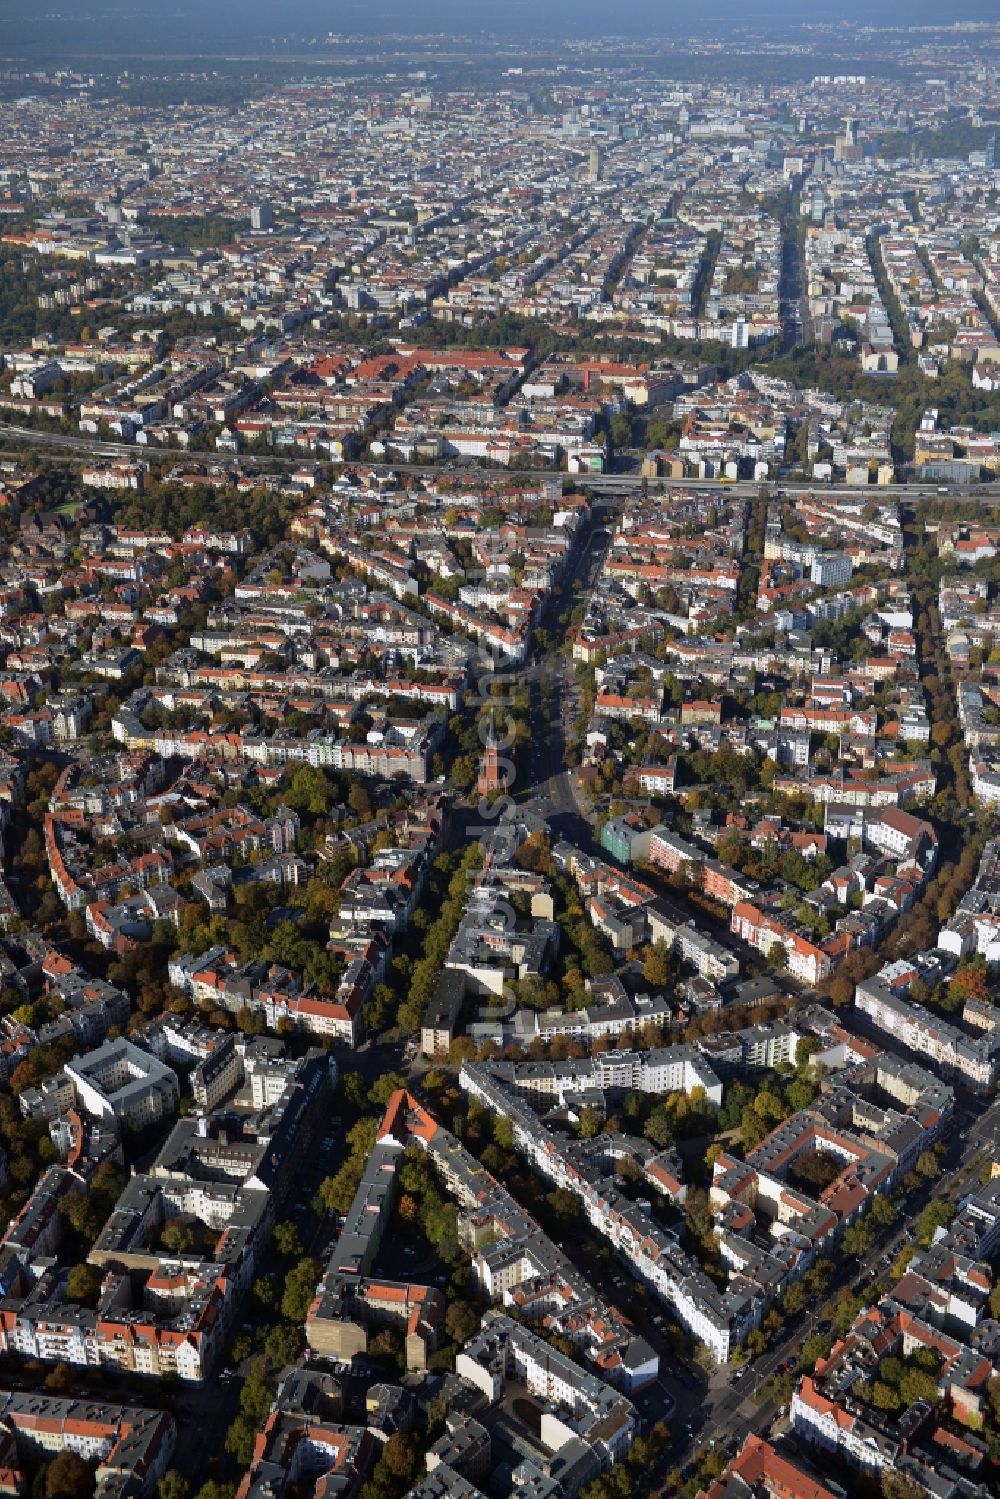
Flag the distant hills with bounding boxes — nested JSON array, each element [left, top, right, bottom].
[[1, 0, 999, 63]]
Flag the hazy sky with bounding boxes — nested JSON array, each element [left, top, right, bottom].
[[1, 0, 999, 47]]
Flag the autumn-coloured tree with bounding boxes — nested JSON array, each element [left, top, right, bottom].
[[949, 962, 991, 1005]]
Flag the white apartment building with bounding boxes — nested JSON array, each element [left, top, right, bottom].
[[65, 1039, 180, 1129]]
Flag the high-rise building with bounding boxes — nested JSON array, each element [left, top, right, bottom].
[[834, 117, 862, 163]]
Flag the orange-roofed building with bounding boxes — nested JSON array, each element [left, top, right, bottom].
[[698, 1433, 844, 1499]]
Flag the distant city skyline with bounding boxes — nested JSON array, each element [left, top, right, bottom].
[[2, 0, 1000, 55]]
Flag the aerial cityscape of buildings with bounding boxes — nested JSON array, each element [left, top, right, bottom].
[[0, 8, 999, 1499]]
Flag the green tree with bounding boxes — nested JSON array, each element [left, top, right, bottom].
[[644, 1109, 675, 1149], [264, 1323, 303, 1369], [753, 1090, 787, 1126], [281, 1257, 322, 1321], [285, 766, 336, 817], [740, 1105, 770, 1150], [870, 1380, 902, 1412], [342, 1072, 369, 1112], [784, 1077, 816, 1113], [46, 1452, 93, 1499], [65, 1263, 102, 1307], [157, 1475, 190, 1499], [916, 1200, 956, 1247], [987, 1375, 1000, 1426], [545, 1188, 581, 1225], [801, 1332, 832, 1369], [272, 1221, 302, 1257], [783, 1282, 808, 1317], [161, 1220, 195, 1255], [238, 1375, 276, 1426], [869, 1194, 897, 1228], [193, 1481, 236, 1499], [224, 1414, 260, 1468], [444, 1301, 481, 1346], [841, 1220, 874, 1258], [369, 1071, 407, 1107], [832, 1294, 864, 1337], [642, 941, 672, 988], [898, 1366, 940, 1407]]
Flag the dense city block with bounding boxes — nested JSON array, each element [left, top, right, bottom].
[[1, 10, 1000, 1499]]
